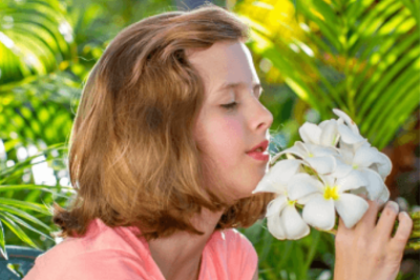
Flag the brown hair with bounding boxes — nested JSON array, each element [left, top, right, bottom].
[[52, 3, 274, 241]]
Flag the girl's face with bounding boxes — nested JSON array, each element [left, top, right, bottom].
[[189, 41, 273, 201]]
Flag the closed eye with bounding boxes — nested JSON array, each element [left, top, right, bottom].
[[221, 102, 238, 110]]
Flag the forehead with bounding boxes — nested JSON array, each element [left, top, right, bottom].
[[187, 41, 260, 99]]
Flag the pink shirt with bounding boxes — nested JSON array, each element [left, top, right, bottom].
[[24, 218, 258, 280]]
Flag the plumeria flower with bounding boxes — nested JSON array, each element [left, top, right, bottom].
[[287, 171, 369, 230], [253, 159, 310, 239], [257, 108, 394, 241], [299, 119, 340, 147], [271, 141, 338, 175], [338, 139, 391, 201], [266, 196, 311, 240], [332, 108, 367, 146], [369, 151, 393, 181]]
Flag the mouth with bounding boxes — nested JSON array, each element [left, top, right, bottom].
[[246, 140, 270, 161], [246, 140, 269, 153]]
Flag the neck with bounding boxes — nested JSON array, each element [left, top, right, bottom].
[[148, 207, 225, 280]]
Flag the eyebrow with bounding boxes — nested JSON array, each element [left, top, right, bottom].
[[217, 82, 264, 95]]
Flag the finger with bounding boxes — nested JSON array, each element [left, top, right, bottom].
[[355, 198, 380, 232], [375, 200, 400, 241], [336, 216, 353, 246], [389, 211, 413, 254], [337, 215, 353, 233]]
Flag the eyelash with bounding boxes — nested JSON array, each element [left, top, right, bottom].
[[221, 91, 262, 111], [221, 102, 238, 110]]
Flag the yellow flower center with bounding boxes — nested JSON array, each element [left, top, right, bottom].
[[323, 185, 340, 200], [308, 153, 314, 158], [353, 164, 358, 169], [287, 200, 297, 206]]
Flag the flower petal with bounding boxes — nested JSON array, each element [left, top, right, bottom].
[[288, 173, 324, 200], [272, 141, 309, 162], [338, 140, 355, 164], [252, 178, 286, 194], [333, 157, 353, 178], [307, 143, 338, 157], [299, 122, 321, 145], [296, 192, 323, 204], [302, 195, 336, 230], [334, 193, 369, 229], [304, 155, 336, 175], [353, 145, 379, 168], [375, 152, 392, 180], [349, 186, 369, 198], [318, 173, 335, 186], [319, 119, 339, 147], [266, 159, 302, 184], [377, 186, 390, 205], [336, 169, 369, 192], [267, 213, 286, 240], [360, 168, 385, 200], [266, 195, 288, 217], [332, 108, 360, 135], [253, 159, 303, 194], [337, 124, 365, 144], [281, 206, 311, 240]]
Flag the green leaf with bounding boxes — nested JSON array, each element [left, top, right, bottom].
[[1, 211, 54, 242], [0, 184, 72, 198], [0, 219, 7, 260], [0, 214, 39, 249], [0, 0, 74, 85], [0, 204, 52, 231], [303, 229, 321, 275], [0, 198, 52, 216]]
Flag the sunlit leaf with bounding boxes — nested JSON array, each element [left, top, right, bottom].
[[0, 219, 7, 260], [0, 0, 75, 85], [0, 214, 39, 249], [0, 198, 51, 216]]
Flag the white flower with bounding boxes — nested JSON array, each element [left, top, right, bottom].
[[332, 108, 366, 145], [271, 141, 338, 175], [259, 108, 393, 241], [369, 152, 393, 181], [253, 159, 301, 194], [266, 195, 311, 240], [338, 139, 391, 201], [287, 172, 369, 230], [253, 159, 310, 240], [299, 120, 341, 147]]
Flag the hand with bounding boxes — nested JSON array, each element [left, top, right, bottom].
[[333, 198, 413, 280]]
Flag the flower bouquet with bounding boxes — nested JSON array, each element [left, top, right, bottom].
[[253, 109, 420, 250]]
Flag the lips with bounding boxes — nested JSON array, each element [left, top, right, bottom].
[[246, 140, 270, 162], [246, 140, 269, 153]]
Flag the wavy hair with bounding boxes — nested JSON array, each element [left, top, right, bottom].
[[52, 3, 274, 241]]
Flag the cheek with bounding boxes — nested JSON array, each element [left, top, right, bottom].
[[196, 115, 244, 172], [210, 117, 244, 157]]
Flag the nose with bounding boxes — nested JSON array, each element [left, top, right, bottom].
[[250, 100, 273, 133]]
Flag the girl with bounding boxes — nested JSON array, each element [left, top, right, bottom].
[[24, 4, 413, 280]]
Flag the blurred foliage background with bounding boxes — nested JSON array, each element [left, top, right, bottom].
[[0, 0, 419, 279]]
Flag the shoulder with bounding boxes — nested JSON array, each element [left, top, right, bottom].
[[218, 228, 256, 257], [24, 219, 155, 280], [62, 250, 148, 279], [25, 249, 147, 280], [212, 228, 258, 279]]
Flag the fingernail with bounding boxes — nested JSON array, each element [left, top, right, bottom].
[[401, 211, 411, 219], [387, 201, 399, 213]]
